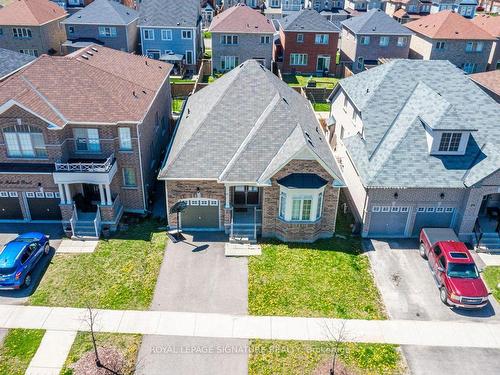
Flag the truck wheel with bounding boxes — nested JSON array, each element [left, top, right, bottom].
[[419, 243, 427, 259], [439, 287, 449, 306]]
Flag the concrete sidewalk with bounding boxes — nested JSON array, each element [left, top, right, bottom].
[[0, 305, 499, 349], [26, 330, 77, 375]]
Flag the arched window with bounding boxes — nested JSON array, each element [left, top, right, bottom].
[[3, 125, 47, 158]]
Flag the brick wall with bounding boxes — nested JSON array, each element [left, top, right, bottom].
[[261, 159, 340, 242], [280, 28, 339, 74]]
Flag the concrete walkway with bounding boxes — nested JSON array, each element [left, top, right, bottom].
[[56, 239, 98, 254], [26, 330, 77, 375], [0, 305, 499, 349]]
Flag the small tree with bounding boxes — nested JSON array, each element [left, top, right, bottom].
[[323, 320, 348, 375]]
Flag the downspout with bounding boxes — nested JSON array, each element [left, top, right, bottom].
[[361, 187, 369, 235], [136, 122, 147, 213]]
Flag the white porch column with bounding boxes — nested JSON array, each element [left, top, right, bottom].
[[57, 184, 66, 204], [64, 184, 72, 204], [225, 185, 231, 209], [105, 184, 112, 205], [99, 184, 106, 206]]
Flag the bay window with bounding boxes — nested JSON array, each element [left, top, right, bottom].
[[278, 185, 326, 222], [3, 125, 47, 158]]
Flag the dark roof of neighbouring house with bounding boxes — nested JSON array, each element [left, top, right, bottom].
[[277, 173, 328, 189], [0, 0, 66, 26], [341, 9, 413, 35], [0, 48, 36, 80], [159, 60, 342, 184], [278, 8, 340, 33], [405, 10, 495, 40], [209, 4, 274, 33], [63, 0, 138, 26], [470, 70, 500, 97], [138, 0, 200, 27], [331, 60, 500, 188], [0, 45, 172, 127]]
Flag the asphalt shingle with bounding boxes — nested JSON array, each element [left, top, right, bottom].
[[0, 48, 35, 80], [279, 8, 340, 33], [341, 8, 413, 35], [138, 0, 200, 27], [63, 0, 138, 26]]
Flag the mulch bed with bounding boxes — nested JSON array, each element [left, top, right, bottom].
[[312, 358, 357, 375], [71, 347, 125, 375]]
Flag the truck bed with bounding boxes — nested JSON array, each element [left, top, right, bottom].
[[421, 228, 459, 245]]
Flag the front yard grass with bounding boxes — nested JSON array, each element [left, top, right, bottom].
[[61, 332, 141, 375], [29, 220, 166, 310], [484, 266, 500, 302], [0, 329, 45, 375], [282, 74, 339, 90], [249, 340, 403, 375]]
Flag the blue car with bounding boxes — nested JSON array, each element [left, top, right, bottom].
[[0, 232, 50, 289]]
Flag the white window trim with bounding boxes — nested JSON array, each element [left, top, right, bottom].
[[143, 29, 155, 41], [161, 29, 172, 41], [182, 29, 192, 39], [278, 186, 325, 222]]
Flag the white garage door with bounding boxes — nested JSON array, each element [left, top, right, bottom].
[[411, 207, 455, 237], [368, 206, 410, 237]]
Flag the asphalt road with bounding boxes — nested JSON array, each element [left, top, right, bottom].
[[366, 238, 500, 375]]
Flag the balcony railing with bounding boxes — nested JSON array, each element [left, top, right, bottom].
[[55, 153, 115, 173]]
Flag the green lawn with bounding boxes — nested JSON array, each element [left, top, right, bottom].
[[170, 77, 196, 84], [249, 197, 383, 319], [29, 220, 166, 310], [249, 340, 403, 375], [61, 332, 141, 375], [282, 75, 339, 89], [484, 266, 500, 302], [0, 329, 45, 375], [203, 48, 212, 59], [203, 31, 212, 39], [172, 98, 185, 113], [312, 102, 331, 112], [201, 73, 222, 84]]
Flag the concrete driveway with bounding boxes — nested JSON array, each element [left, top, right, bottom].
[[0, 223, 62, 305], [137, 232, 248, 375], [366, 239, 500, 375]]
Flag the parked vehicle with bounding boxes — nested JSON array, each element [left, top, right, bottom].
[[419, 228, 490, 309], [0, 232, 50, 289]]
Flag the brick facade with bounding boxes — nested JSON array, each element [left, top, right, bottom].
[[277, 28, 339, 74]]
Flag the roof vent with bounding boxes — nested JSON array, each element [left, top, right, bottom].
[[305, 131, 311, 140], [142, 90, 147, 95], [133, 90, 137, 97], [91, 47, 98, 52], [307, 138, 314, 147], [366, 88, 369, 94], [81, 54, 89, 60], [283, 97, 288, 105], [86, 51, 93, 56]]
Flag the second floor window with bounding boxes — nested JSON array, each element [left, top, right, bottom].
[[379, 36, 390, 47], [143, 29, 154, 40], [182, 30, 192, 39], [315, 34, 329, 44], [19, 49, 38, 57], [290, 53, 307, 66], [3, 125, 47, 158], [465, 41, 483, 53], [397, 36, 408, 47], [296, 33, 304, 43], [438, 132, 462, 152], [13, 28, 31, 38], [260, 35, 271, 44], [98, 26, 116, 37], [221, 34, 238, 45], [359, 36, 370, 45], [68, 26, 74, 34], [74, 128, 100, 152], [436, 41, 446, 50], [161, 29, 172, 40], [119, 127, 132, 151]]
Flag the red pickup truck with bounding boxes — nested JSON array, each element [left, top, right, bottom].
[[419, 228, 490, 309]]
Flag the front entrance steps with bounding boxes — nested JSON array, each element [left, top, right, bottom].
[[475, 232, 500, 253], [230, 225, 257, 243], [72, 221, 98, 240], [225, 243, 261, 256]]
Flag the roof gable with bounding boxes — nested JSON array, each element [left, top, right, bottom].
[[0, 0, 66, 26], [209, 4, 275, 34], [64, 0, 138, 26]]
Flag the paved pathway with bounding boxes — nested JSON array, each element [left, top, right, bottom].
[[26, 330, 77, 375], [0, 305, 499, 349], [56, 239, 98, 254], [137, 232, 248, 375]]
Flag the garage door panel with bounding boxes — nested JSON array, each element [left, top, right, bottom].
[[368, 206, 409, 237], [412, 210, 454, 237], [181, 199, 219, 229], [28, 198, 62, 221], [0, 197, 23, 220]]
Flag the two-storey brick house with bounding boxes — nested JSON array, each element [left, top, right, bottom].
[[405, 10, 495, 74], [472, 13, 500, 71], [138, 0, 203, 74], [0, 0, 67, 57], [210, 4, 275, 72], [61, 0, 139, 53], [340, 9, 413, 72], [274, 8, 340, 74], [0, 46, 172, 237]]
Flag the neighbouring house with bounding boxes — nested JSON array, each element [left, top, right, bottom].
[[0, 0, 67, 57], [405, 10, 495, 74], [224, 0, 262, 8], [201, 0, 215, 28], [159, 60, 344, 243], [430, 0, 477, 18], [274, 8, 340, 74], [311, 0, 345, 11], [209, 4, 275, 72], [61, 0, 139, 53], [470, 69, 500, 102], [0, 48, 36, 81], [327, 60, 500, 248], [138, 0, 203, 74], [385, 0, 432, 24], [340, 9, 413, 72], [263, 0, 306, 19], [345, 0, 384, 12], [0, 46, 172, 237], [320, 9, 351, 30], [51, 0, 135, 13], [472, 13, 500, 70]]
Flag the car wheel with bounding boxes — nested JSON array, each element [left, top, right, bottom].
[[419, 243, 427, 259], [23, 274, 32, 289], [44, 243, 50, 255], [440, 286, 449, 306]]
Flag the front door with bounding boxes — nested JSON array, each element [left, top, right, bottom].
[[317, 55, 331, 72], [233, 186, 260, 206]]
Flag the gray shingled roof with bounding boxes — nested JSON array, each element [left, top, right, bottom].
[[334, 60, 499, 188], [138, 0, 200, 27], [0, 48, 35, 79], [341, 9, 413, 35], [159, 60, 342, 184], [279, 8, 340, 33], [63, 0, 138, 25]]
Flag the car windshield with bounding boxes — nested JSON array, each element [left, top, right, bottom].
[[447, 263, 479, 279]]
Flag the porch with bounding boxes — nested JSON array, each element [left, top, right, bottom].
[[224, 185, 263, 243], [474, 193, 500, 252]]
